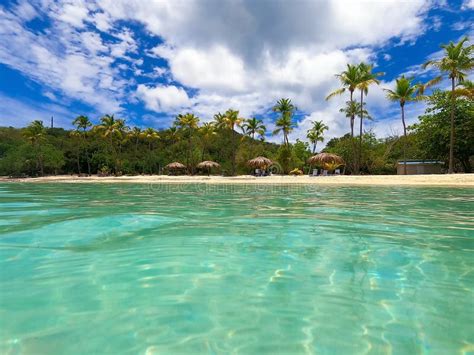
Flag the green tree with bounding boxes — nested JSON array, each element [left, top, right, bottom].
[[23, 120, 46, 176], [384, 76, 437, 174], [72, 115, 92, 175], [95, 114, 128, 174], [242, 117, 266, 140], [241, 117, 266, 156], [356, 63, 383, 173], [174, 113, 200, 173], [306, 120, 329, 154], [142, 128, 160, 152], [272, 98, 297, 146], [129, 127, 142, 154], [411, 90, 473, 173], [454, 79, 474, 99], [215, 109, 243, 175], [423, 36, 473, 173], [199, 122, 217, 161], [326, 64, 361, 137], [292, 139, 312, 170]]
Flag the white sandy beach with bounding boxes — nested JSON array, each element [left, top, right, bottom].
[[1, 174, 473, 187]]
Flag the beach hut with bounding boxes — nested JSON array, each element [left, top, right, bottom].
[[397, 160, 443, 175], [308, 153, 345, 173], [248, 156, 272, 176], [197, 161, 220, 176], [164, 162, 186, 175]]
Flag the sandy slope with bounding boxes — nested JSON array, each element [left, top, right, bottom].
[[1, 174, 473, 187]]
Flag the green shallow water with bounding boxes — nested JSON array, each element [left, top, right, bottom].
[[0, 183, 473, 354]]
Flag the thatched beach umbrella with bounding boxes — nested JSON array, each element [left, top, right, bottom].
[[308, 153, 345, 171], [247, 156, 273, 169], [165, 162, 186, 174], [197, 161, 220, 176]]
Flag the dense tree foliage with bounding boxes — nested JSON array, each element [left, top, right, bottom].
[[0, 117, 281, 177], [0, 37, 472, 177], [423, 36, 474, 173], [411, 91, 474, 173]]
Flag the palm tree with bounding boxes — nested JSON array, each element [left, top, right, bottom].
[[384, 76, 438, 174], [199, 122, 217, 161], [356, 63, 383, 173], [214, 109, 243, 175], [72, 115, 92, 175], [213, 112, 226, 128], [307, 120, 329, 154], [142, 128, 160, 152], [129, 127, 142, 154], [272, 98, 297, 146], [23, 120, 46, 176], [326, 64, 361, 137], [174, 113, 200, 173], [241, 117, 266, 158], [96, 114, 117, 153], [242, 117, 266, 140], [69, 129, 83, 175], [113, 119, 129, 169], [95, 114, 128, 173], [423, 36, 473, 173], [454, 79, 474, 99], [339, 101, 370, 126], [73, 115, 92, 131], [141, 127, 160, 174]]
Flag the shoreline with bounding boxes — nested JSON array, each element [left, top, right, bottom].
[[1, 174, 473, 187]]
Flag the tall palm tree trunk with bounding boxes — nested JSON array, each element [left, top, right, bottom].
[[38, 144, 44, 176], [349, 90, 357, 174], [201, 144, 206, 162], [86, 152, 91, 175], [312, 143, 316, 154], [252, 132, 255, 158], [231, 129, 236, 176], [350, 90, 355, 138], [358, 90, 364, 174], [149, 141, 154, 174], [449, 76, 455, 173], [401, 103, 407, 175], [108, 134, 117, 173], [187, 136, 191, 174], [76, 150, 81, 175], [83, 132, 91, 176]]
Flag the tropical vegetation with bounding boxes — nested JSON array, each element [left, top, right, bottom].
[[0, 38, 472, 177]]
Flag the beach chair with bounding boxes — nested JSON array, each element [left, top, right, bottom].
[[311, 169, 318, 177], [255, 169, 261, 176], [322, 170, 328, 176], [334, 169, 341, 175]]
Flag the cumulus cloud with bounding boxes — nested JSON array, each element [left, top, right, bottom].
[[0, 0, 448, 144], [136, 84, 190, 112]]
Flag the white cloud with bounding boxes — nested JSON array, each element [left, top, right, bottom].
[[154, 45, 247, 93], [54, 0, 91, 28], [461, 0, 474, 10], [0, 4, 126, 113], [13, 0, 38, 21], [136, 84, 190, 112], [0, 0, 447, 141]]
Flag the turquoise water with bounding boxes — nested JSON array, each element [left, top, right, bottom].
[[0, 183, 473, 354]]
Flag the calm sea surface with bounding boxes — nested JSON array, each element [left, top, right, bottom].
[[0, 183, 473, 354]]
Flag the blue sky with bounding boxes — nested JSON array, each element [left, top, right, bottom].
[[0, 0, 472, 143]]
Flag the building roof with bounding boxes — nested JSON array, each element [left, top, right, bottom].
[[396, 160, 444, 165]]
